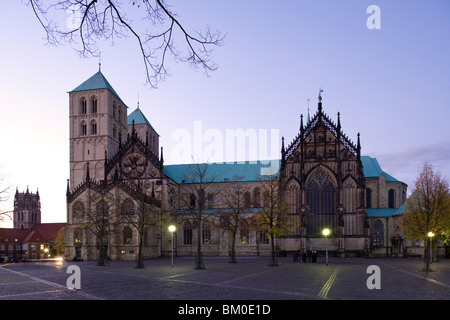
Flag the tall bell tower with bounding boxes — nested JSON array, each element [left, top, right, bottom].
[[68, 69, 128, 188]]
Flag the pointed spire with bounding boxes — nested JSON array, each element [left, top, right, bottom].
[[160, 146, 164, 163], [66, 179, 70, 196], [300, 114, 303, 131], [337, 112, 341, 132], [318, 88, 323, 113], [281, 136, 285, 153], [357, 132, 361, 160], [86, 162, 90, 182]]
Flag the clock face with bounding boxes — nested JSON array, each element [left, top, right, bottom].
[[122, 152, 146, 178]]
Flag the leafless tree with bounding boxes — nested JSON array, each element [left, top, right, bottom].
[[0, 167, 12, 225], [83, 190, 119, 266], [118, 184, 168, 269], [26, 0, 224, 88], [178, 161, 220, 269], [215, 175, 250, 263]]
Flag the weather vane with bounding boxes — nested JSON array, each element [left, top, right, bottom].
[[318, 88, 323, 101]]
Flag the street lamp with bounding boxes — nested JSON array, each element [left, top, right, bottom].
[[428, 231, 435, 266], [169, 225, 176, 267], [323, 228, 330, 266]]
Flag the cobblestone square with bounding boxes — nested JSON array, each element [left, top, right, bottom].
[[1, 256, 449, 302]]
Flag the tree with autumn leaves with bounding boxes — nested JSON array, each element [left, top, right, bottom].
[[402, 162, 450, 271]]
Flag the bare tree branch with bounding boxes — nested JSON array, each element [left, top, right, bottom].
[[25, 0, 224, 89]]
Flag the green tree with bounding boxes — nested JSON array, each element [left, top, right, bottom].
[[403, 162, 450, 271], [251, 176, 290, 266]]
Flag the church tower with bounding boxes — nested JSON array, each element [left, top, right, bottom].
[[68, 69, 128, 188], [13, 187, 41, 230]]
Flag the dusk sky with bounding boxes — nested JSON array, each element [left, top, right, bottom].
[[1, 1, 449, 227]]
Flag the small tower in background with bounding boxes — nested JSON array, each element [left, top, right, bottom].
[[13, 187, 41, 230]]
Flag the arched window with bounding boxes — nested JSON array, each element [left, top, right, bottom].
[[73, 201, 85, 218], [253, 187, 261, 207], [96, 200, 108, 217], [206, 193, 214, 209], [80, 97, 87, 114], [202, 222, 211, 245], [123, 226, 133, 244], [366, 188, 372, 209], [74, 228, 83, 243], [239, 220, 249, 245], [90, 120, 97, 135], [91, 96, 98, 113], [113, 125, 117, 139], [388, 189, 395, 208], [80, 121, 87, 136], [373, 220, 384, 246], [244, 191, 251, 208], [286, 180, 300, 214], [259, 228, 269, 244], [305, 168, 336, 237], [183, 222, 192, 245], [121, 199, 135, 215]]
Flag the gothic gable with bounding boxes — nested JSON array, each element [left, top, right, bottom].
[[105, 127, 162, 183], [283, 99, 360, 165]]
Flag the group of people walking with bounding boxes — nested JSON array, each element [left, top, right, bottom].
[[293, 250, 318, 263]]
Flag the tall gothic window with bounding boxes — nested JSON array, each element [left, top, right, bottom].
[[202, 222, 211, 245], [123, 226, 133, 244], [253, 188, 261, 207], [388, 189, 395, 208], [90, 120, 97, 135], [91, 97, 98, 113], [183, 222, 192, 245], [239, 220, 249, 244], [80, 121, 87, 136], [121, 199, 135, 215], [73, 201, 85, 218], [80, 98, 87, 114], [366, 188, 372, 208], [306, 168, 336, 237], [373, 220, 384, 246]]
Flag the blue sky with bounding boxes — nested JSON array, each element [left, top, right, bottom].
[[1, 1, 449, 227]]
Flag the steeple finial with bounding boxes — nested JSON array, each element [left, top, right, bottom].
[[318, 88, 323, 113]]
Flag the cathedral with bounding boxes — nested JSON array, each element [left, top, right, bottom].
[[64, 70, 414, 262]]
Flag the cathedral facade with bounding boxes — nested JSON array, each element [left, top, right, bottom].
[[64, 71, 412, 262]]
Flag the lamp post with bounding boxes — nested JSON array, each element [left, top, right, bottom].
[[428, 231, 435, 266], [323, 228, 330, 266], [169, 225, 176, 267]]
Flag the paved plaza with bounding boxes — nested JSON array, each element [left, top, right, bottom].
[[1, 256, 449, 301]]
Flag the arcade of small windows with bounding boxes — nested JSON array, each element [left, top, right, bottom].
[[79, 97, 98, 114]]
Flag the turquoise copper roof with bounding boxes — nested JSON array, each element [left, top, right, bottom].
[[164, 157, 401, 184], [367, 201, 406, 218], [163, 160, 280, 183], [70, 71, 125, 104], [127, 107, 159, 135], [360, 156, 400, 182]]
